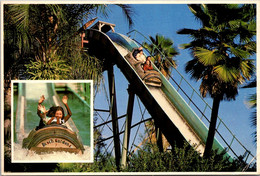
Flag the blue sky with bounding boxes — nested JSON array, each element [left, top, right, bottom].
[[94, 3, 257, 160]]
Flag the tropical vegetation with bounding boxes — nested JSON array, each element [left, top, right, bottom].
[[4, 4, 134, 84], [3, 3, 134, 172], [54, 142, 254, 172], [124, 142, 243, 172], [177, 4, 256, 158]]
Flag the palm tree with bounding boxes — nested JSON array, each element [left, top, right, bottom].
[[143, 34, 179, 78], [177, 4, 256, 158]]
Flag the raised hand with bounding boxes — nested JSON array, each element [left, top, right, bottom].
[[38, 104, 47, 114], [62, 95, 68, 104], [38, 95, 45, 104]]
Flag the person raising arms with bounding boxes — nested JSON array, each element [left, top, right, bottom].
[[37, 95, 72, 128]]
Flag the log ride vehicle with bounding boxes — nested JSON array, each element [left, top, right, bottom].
[[125, 50, 162, 87], [22, 124, 85, 154]]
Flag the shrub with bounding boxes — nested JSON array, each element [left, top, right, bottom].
[[123, 142, 242, 172], [26, 56, 71, 80]]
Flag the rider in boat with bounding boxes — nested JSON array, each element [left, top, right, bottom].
[[36, 95, 72, 130]]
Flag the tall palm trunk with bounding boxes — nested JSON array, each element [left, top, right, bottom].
[[203, 96, 221, 158]]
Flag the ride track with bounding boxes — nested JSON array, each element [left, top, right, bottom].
[[86, 21, 256, 169]]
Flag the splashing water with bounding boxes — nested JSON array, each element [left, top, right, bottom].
[[13, 142, 92, 163]]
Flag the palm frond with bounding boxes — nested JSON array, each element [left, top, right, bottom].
[[177, 28, 199, 35], [224, 43, 251, 59], [213, 64, 240, 83], [8, 4, 30, 31], [240, 59, 255, 80], [188, 4, 210, 26], [244, 41, 256, 54], [194, 47, 224, 66], [185, 59, 205, 81], [241, 78, 256, 88], [115, 4, 135, 29], [228, 19, 242, 29], [248, 94, 256, 108], [179, 43, 191, 50]]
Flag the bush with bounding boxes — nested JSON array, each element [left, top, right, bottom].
[[26, 57, 71, 80], [55, 153, 117, 172], [123, 142, 241, 172], [54, 142, 255, 172]]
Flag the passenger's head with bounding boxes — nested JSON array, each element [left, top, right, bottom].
[[55, 106, 64, 119], [146, 56, 151, 61], [47, 106, 64, 119], [138, 46, 143, 51]]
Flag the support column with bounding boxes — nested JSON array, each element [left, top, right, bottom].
[[121, 84, 135, 168], [107, 65, 121, 170]]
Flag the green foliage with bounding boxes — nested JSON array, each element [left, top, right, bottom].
[[55, 153, 117, 172], [4, 4, 134, 83], [123, 142, 241, 172], [53, 142, 257, 172], [25, 57, 71, 80], [61, 38, 103, 85]]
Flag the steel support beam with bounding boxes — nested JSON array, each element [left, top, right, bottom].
[[107, 65, 121, 170], [121, 84, 135, 168]]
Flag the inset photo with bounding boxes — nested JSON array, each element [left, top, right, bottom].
[[11, 80, 93, 163]]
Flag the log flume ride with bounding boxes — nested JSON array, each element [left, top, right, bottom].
[[22, 124, 85, 154]]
